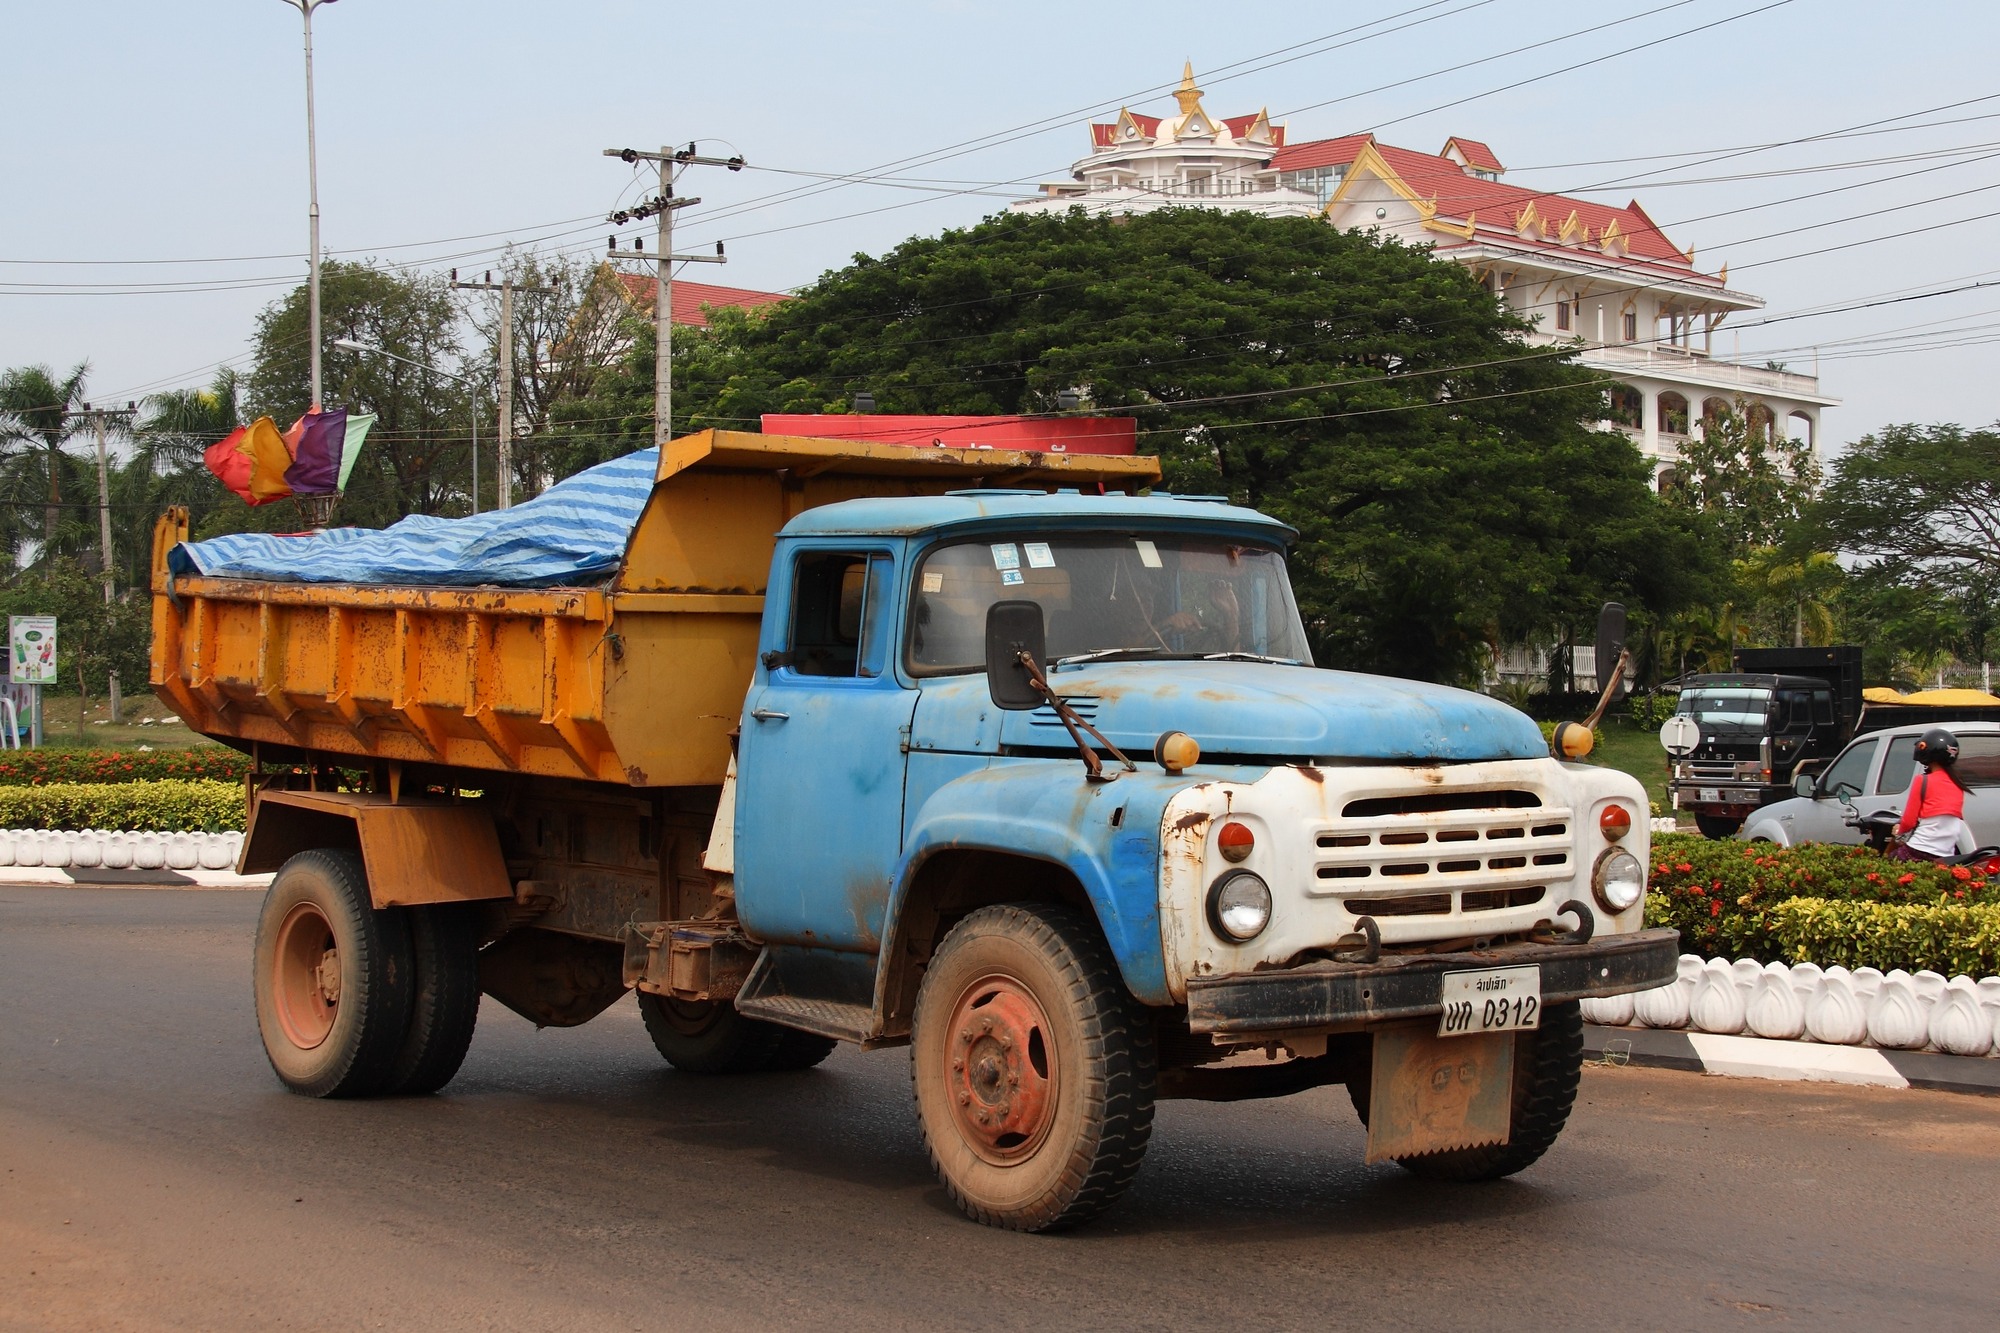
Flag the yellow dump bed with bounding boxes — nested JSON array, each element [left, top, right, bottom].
[[150, 430, 1158, 789]]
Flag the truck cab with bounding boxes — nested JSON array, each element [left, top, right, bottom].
[[708, 489, 1675, 1228]]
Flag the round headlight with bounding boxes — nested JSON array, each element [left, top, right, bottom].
[[1593, 847, 1644, 913], [1208, 870, 1272, 942]]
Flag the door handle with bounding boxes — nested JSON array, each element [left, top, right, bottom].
[[750, 707, 790, 722]]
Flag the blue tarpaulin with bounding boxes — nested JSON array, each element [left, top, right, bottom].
[[169, 448, 659, 588]]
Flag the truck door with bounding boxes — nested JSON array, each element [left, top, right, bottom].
[[735, 548, 914, 951]]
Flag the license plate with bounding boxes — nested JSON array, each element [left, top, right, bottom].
[[1438, 965, 1541, 1037], [1698, 788, 1721, 804]]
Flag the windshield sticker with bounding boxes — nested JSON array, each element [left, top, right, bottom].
[[1024, 542, 1055, 569], [1134, 539, 1162, 569], [921, 571, 944, 594], [991, 543, 1020, 571], [1001, 569, 1025, 587]]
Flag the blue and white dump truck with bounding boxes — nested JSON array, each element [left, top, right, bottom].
[[153, 429, 1674, 1232]]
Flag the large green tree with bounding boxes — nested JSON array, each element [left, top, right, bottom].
[[563, 208, 1709, 681], [238, 260, 472, 531]]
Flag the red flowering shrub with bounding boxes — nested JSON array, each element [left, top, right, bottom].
[[1645, 832, 1994, 959]]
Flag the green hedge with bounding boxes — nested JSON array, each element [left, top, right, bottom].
[[1768, 898, 2000, 978], [1646, 831, 1995, 962], [0, 748, 250, 787], [0, 780, 245, 832]]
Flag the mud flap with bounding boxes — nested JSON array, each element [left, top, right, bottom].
[[1364, 1022, 1514, 1164]]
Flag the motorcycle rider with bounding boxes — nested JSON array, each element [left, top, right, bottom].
[[1893, 728, 1967, 862]]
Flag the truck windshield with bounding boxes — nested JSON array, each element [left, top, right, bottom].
[[907, 534, 1311, 675], [1677, 686, 1774, 734]]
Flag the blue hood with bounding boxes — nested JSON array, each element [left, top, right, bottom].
[[987, 661, 1546, 763]]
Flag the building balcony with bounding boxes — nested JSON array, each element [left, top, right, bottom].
[[1572, 340, 1837, 405]]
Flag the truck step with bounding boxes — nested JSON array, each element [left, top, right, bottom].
[[734, 994, 875, 1043]]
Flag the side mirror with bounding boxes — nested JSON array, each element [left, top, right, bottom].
[[1793, 770, 1818, 799], [1594, 602, 1628, 703], [985, 600, 1047, 711]]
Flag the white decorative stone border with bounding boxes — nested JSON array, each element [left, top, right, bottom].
[[1583, 955, 2000, 1059], [0, 828, 245, 873], [1649, 816, 1680, 833]]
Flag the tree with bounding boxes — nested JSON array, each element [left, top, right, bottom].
[[0, 558, 150, 732], [115, 369, 244, 588], [567, 208, 1709, 682], [1811, 422, 2000, 586], [0, 362, 92, 567], [466, 252, 635, 501], [239, 260, 470, 530], [1733, 546, 1842, 648], [1666, 396, 1820, 555]]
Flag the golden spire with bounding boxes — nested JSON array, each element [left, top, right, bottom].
[[1174, 61, 1204, 115]]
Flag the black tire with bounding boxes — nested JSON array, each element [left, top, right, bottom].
[[1694, 814, 1742, 840], [252, 849, 413, 1099], [636, 992, 827, 1074], [1348, 1000, 1586, 1182], [910, 903, 1157, 1233], [386, 904, 482, 1095]]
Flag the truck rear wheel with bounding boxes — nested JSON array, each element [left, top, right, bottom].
[[1348, 1000, 1585, 1182], [386, 905, 482, 1095], [635, 992, 835, 1073], [253, 849, 414, 1099], [910, 903, 1157, 1232]]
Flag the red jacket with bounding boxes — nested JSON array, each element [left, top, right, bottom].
[[1898, 767, 1966, 833]]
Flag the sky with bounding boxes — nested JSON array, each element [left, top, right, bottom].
[[4, 0, 1998, 454]]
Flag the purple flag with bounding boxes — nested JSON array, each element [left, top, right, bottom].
[[284, 408, 348, 495]]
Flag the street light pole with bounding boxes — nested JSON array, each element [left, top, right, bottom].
[[280, 0, 339, 411]]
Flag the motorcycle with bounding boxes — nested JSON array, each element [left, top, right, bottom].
[[1841, 798, 2000, 871]]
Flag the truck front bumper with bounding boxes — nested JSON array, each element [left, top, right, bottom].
[[1185, 928, 1678, 1036]]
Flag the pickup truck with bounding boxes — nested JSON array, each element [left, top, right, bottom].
[[1740, 721, 2000, 850], [151, 428, 1675, 1232]]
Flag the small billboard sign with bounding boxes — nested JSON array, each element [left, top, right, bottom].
[[9, 616, 57, 685]]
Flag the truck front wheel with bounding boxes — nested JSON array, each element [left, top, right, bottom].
[[1349, 1000, 1586, 1182], [1694, 814, 1742, 839], [910, 904, 1157, 1232], [253, 849, 414, 1098]]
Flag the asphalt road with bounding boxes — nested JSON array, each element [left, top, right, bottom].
[[5, 887, 1999, 1332]]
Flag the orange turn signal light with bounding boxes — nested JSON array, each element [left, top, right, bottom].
[[1217, 821, 1255, 863], [1155, 730, 1201, 773]]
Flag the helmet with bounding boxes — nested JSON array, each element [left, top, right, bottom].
[[1914, 727, 1960, 768]]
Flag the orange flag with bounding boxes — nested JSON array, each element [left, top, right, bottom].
[[243, 416, 296, 503]]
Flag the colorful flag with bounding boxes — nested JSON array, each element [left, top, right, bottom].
[[285, 408, 348, 495], [336, 413, 375, 492], [203, 426, 256, 501], [244, 417, 296, 503]]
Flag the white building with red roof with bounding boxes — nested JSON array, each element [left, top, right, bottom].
[[1011, 65, 1321, 219], [1304, 136, 1836, 483], [1013, 68, 1836, 484]]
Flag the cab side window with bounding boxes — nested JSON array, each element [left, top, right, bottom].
[[1875, 735, 1919, 795], [1812, 690, 1834, 726], [789, 552, 891, 678], [1820, 737, 1878, 798]]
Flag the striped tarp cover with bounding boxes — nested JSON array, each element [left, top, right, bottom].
[[169, 448, 660, 588]]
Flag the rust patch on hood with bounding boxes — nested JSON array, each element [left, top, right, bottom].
[[1291, 763, 1324, 783], [1173, 811, 1212, 831]]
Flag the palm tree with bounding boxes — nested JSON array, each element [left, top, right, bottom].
[[0, 363, 92, 565], [115, 371, 244, 584]]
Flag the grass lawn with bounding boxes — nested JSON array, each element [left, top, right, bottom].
[[1583, 717, 1671, 813], [18, 691, 218, 751]]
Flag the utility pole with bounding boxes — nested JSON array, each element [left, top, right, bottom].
[[602, 144, 742, 444], [73, 402, 136, 605], [451, 268, 547, 509]]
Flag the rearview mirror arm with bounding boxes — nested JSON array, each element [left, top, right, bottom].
[[1014, 649, 1136, 783]]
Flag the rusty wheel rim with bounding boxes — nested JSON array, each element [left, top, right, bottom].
[[271, 902, 339, 1050], [943, 973, 1058, 1166]]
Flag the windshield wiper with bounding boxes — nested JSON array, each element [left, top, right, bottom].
[[1052, 647, 1174, 668], [1202, 652, 1303, 665]]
